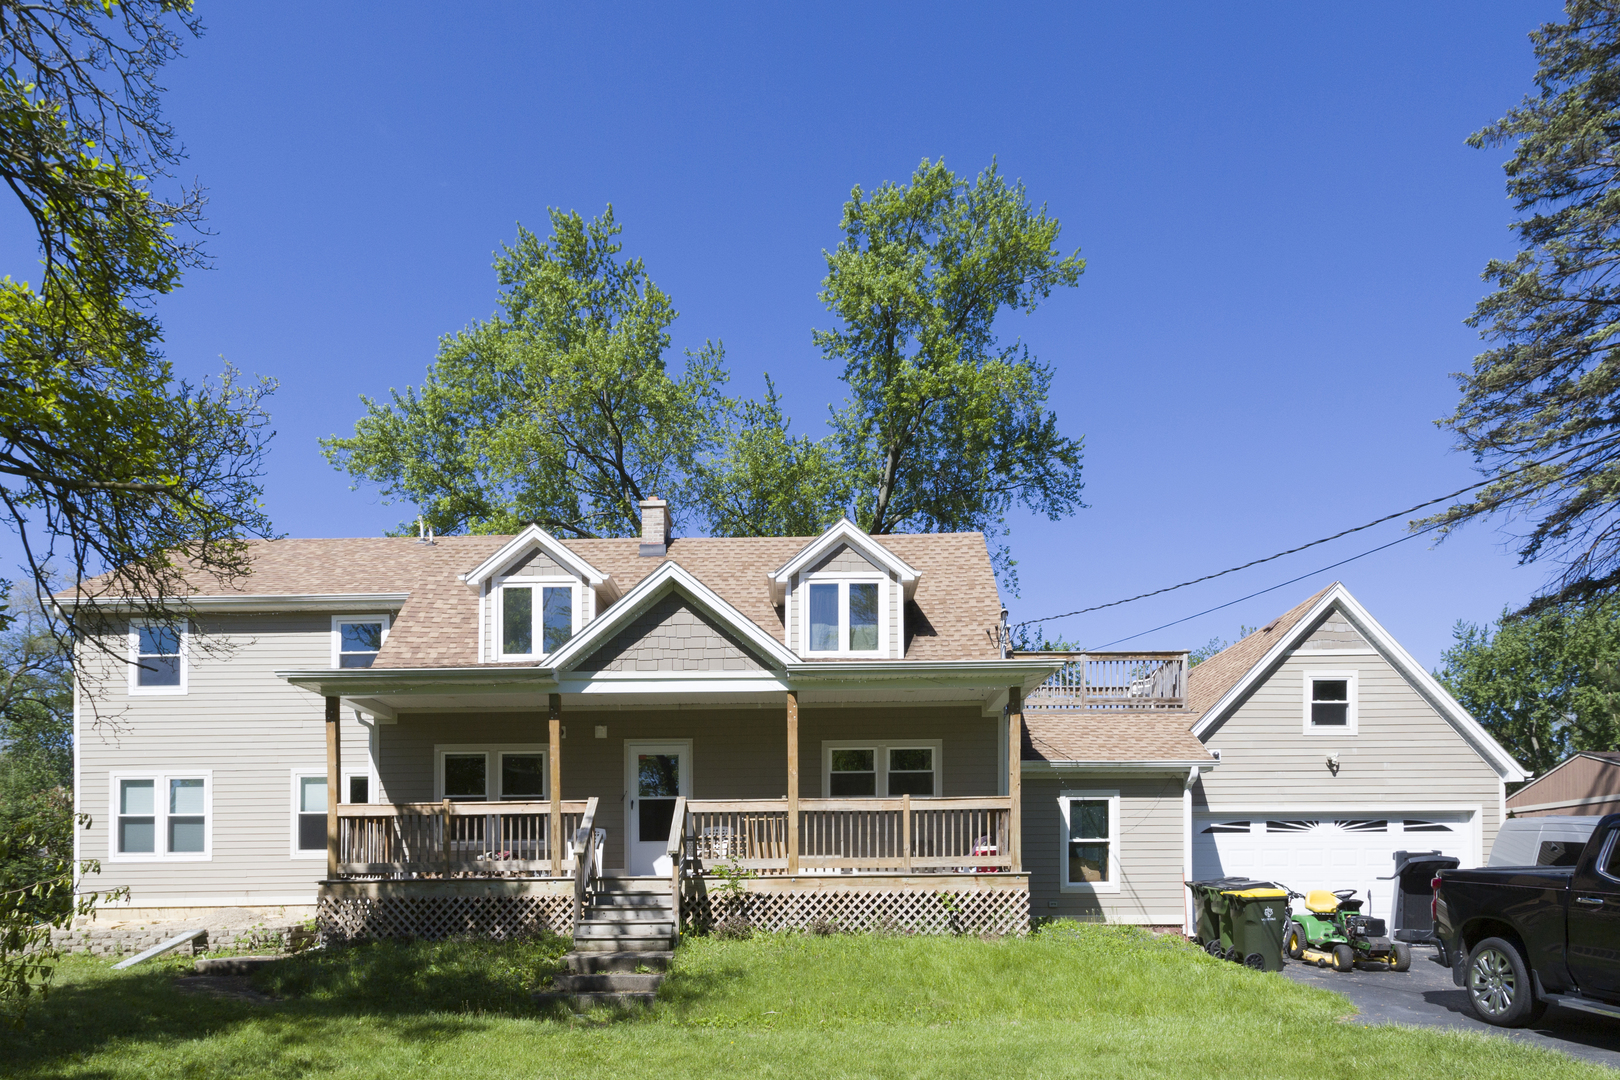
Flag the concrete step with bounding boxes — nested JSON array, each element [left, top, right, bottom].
[[577, 917, 673, 935], [534, 989, 656, 1009], [565, 950, 674, 974], [571, 935, 673, 953], [553, 972, 663, 993], [193, 956, 284, 975]]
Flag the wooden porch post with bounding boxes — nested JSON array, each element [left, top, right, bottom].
[[325, 696, 341, 879], [549, 693, 563, 877], [786, 689, 800, 874], [1008, 685, 1023, 873]]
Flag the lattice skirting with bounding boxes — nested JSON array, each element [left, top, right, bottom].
[[684, 885, 1029, 936], [318, 894, 573, 943]]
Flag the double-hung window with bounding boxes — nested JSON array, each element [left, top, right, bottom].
[[435, 745, 548, 802], [802, 578, 884, 655], [1059, 791, 1119, 892], [1303, 671, 1358, 735], [498, 582, 576, 659], [294, 773, 328, 854], [333, 616, 389, 668], [113, 772, 210, 859], [824, 742, 939, 797], [129, 621, 186, 694]]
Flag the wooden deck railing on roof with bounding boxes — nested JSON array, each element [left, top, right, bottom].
[[684, 797, 1012, 874], [334, 800, 588, 877], [1013, 651, 1189, 710]]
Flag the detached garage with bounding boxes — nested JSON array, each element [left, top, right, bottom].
[[1192, 811, 1478, 924]]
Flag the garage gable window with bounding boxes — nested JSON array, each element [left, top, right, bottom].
[[1058, 791, 1120, 894], [1303, 670, 1358, 735]]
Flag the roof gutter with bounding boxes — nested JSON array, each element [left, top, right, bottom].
[[58, 592, 410, 614], [1022, 759, 1217, 773]]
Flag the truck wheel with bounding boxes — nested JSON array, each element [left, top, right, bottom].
[[1466, 937, 1547, 1028], [1391, 942, 1411, 972], [1332, 944, 1355, 972], [1284, 923, 1305, 960]]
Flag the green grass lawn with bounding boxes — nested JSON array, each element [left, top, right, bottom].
[[0, 923, 1609, 1079]]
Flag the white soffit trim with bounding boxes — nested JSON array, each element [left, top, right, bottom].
[[1190, 583, 1529, 782], [462, 524, 609, 588], [767, 518, 921, 603], [546, 559, 800, 672]]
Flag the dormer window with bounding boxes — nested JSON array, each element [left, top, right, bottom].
[[804, 578, 884, 655], [499, 583, 576, 659]]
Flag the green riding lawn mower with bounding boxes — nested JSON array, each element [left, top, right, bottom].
[[1282, 887, 1411, 973]]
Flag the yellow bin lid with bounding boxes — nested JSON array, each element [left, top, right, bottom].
[[1223, 888, 1288, 899]]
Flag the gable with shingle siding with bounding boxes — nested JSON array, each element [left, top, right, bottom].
[[571, 593, 771, 673]]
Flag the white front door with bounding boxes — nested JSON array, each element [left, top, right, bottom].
[[1191, 812, 1475, 923], [625, 741, 691, 876]]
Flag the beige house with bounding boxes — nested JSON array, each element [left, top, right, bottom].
[[66, 506, 1525, 938], [1506, 752, 1620, 818]]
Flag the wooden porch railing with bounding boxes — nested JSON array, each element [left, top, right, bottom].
[[685, 796, 1011, 874], [334, 799, 589, 877], [571, 797, 602, 934], [1015, 651, 1189, 710]]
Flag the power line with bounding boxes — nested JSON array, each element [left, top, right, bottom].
[[1085, 528, 1430, 650], [1010, 474, 1508, 631]]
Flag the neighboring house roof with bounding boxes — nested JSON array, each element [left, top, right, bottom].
[[1507, 752, 1620, 814], [66, 530, 1003, 666]]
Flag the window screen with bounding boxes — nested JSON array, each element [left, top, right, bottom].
[[339, 622, 383, 667], [168, 778, 206, 853], [542, 587, 573, 653], [501, 753, 545, 799], [1310, 679, 1350, 726], [298, 776, 327, 851], [849, 583, 879, 651], [502, 587, 533, 655], [887, 747, 934, 795], [1068, 799, 1110, 884], [829, 748, 876, 796], [118, 778, 155, 854], [809, 583, 839, 651], [136, 625, 181, 686], [444, 754, 487, 800]]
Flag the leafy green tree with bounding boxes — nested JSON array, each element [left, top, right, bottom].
[[1436, 597, 1620, 777], [1426, 2, 1620, 609], [691, 376, 851, 537], [0, 0, 276, 647], [323, 208, 728, 538], [815, 158, 1086, 589]]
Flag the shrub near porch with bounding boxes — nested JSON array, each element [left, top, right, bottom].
[[0, 925, 1609, 1079]]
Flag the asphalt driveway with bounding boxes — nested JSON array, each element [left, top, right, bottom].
[[1280, 947, 1620, 1068]]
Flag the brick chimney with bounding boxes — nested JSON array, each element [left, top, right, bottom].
[[638, 497, 670, 557]]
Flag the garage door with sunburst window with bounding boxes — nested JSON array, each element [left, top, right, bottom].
[[1191, 813, 1476, 924]]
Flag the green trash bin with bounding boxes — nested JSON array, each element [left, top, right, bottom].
[[1186, 878, 1266, 956], [1219, 887, 1290, 971]]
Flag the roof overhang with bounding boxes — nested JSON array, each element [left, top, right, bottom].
[[57, 592, 410, 614], [1189, 582, 1530, 783], [768, 518, 921, 604], [461, 524, 612, 592], [1022, 759, 1217, 774]]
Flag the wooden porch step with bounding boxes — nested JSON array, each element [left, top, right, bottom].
[[590, 892, 672, 908], [571, 935, 674, 953], [594, 876, 671, 893], [564, 950, 673, 974], [575, 920, 674, 940], [581, 904, 671, 922]]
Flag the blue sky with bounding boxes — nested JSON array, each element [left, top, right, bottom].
[[6, 2, 1573, 669]]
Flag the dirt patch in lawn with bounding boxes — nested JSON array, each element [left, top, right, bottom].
[[172, 975, 275, 1005]]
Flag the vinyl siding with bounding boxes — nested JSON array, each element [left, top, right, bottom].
[[77, 614, 374, 904], [382, 705, 1000, 871], [1023, 774, 1186, 925], [1196, 648, 1502, 859]]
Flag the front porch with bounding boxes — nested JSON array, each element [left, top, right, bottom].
[[312, 689, 1034, 940]]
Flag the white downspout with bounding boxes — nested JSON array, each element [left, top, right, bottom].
[[1183, 766, 1199, 936]]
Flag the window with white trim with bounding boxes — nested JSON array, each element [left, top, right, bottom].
[[294, 772, 327, 855], [1303, 670, 1359, 734], [823, 742, 940, 797], [332, 615, 390, 668], [498, 582, 577, 659], [1059, 791, 1119, 893], [129, 621, 186, 694], [112, 772, 211, 859], [434, 745, 548, 802], [801, 577, 886, 655]]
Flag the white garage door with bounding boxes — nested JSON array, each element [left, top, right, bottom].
[[1191, 813, 1475, 924]]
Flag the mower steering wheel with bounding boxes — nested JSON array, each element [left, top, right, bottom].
[[1333, 889, 1357, 900]]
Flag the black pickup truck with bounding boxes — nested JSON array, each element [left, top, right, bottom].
[[1435, 812, 1620, 1027]]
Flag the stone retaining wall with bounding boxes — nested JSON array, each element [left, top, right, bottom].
[[48, 922, 313, 958]]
